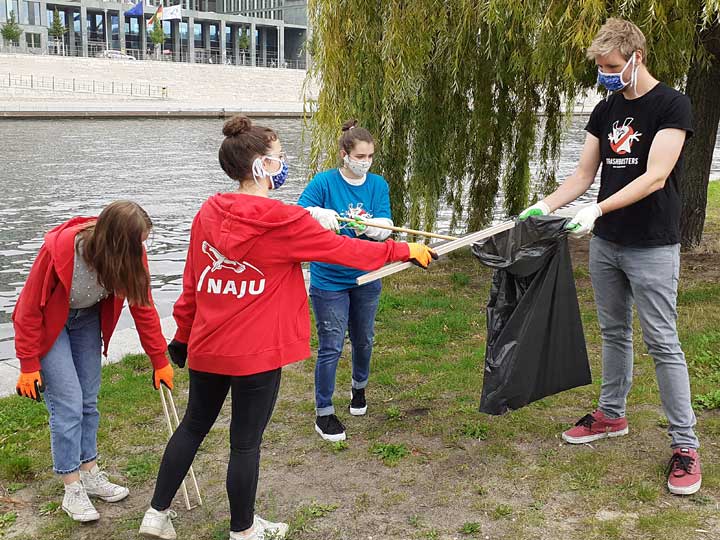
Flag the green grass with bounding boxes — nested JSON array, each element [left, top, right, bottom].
[[0, 186, 719, 538], [459, 521, 482, 534], [370, 442, 410, 466]]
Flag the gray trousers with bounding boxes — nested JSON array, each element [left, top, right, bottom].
[[589, 236, 698, 449]]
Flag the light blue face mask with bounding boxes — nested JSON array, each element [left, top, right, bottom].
[[597, 54, 637, 93]]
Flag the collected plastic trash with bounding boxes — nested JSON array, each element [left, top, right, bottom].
[[472, 216, 592, 415]]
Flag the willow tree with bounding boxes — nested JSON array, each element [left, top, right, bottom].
[[305, 0, 720, 246]]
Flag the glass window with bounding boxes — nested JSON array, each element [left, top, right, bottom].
[[18, 0, 27, 23], [24, 1, 39, 25], [1, 0, 8, 20], [25, 31, 40, 47]]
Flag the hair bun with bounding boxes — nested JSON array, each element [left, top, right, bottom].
[[223, 115, 252, 137], [341, 118, 358, 132]]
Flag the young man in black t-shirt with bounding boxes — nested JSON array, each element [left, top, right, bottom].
[[520, 18, 701, 495]]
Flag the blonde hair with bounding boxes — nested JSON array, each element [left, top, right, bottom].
[[586, 18, 646, 62]]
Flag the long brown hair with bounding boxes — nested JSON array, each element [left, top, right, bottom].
[[80, 201, 153, 306], [218, 115, 278, 184]]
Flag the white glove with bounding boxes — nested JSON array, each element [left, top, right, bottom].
[[307, 206, 340, 232], [566, 204, 602, 238], [361, 217, 393, 241], [518, 200, 550, 221]]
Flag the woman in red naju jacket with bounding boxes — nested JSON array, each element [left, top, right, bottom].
[[138, 116, 436, 540], [13, 201, 173, 523]]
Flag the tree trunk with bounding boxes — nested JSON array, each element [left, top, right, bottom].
[[681, 23, 720, 250]]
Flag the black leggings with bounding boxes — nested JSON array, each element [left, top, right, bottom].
[[151, 368, 281, 532]]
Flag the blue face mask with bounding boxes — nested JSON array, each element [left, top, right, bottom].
[[270, 160, 289, 189], [252, 156, 289, 190], [597, 54, 637, 93]]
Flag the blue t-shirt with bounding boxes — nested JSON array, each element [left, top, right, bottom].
[[298, 169, 392, 290]]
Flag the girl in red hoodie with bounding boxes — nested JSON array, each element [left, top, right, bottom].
[[139, 116, 436, 540], [13, 200, 173, 523]]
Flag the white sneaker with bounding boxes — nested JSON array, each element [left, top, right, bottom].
[[139, 507, 177, 539], [80, 465, 129, 502], [62, 481, 100, 522], [229, 515, 289, 539]]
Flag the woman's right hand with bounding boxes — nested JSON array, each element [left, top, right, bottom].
[[153, 363, 174, 391], [16, 370, 44, 402], [407, 243, 439, 269], [306, 207, 340, 232]]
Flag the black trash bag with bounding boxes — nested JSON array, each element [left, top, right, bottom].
[[471, 215, 591, 415]]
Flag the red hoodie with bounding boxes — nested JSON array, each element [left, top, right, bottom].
[[12, 217, 169, 373], [173, 193, 411, 376]]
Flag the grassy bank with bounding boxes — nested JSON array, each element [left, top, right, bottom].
[[1, 183, 719, 540]]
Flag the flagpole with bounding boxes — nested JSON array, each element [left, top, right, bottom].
[[104, 8, 109, 51]]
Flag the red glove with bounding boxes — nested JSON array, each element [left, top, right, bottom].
[[16, 371, 44, 402]]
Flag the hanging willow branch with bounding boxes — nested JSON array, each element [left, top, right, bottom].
[[305, 0, 720, 234]]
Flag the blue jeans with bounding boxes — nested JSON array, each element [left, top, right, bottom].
[[41, 306, 103, 474], [310, 281, 382, 416], [589, 236, 698, 449]]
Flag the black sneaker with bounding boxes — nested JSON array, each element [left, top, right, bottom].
[[349, 388, 367, 416], [315, 414, 346, 442]]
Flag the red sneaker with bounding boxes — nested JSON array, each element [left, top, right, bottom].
[[667, 448, 702, 495], [562, 410, 629, 444]]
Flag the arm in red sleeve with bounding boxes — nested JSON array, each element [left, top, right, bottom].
[[129, 252, 168, 370], [275, 212, 410, 269], [12, 247, 56, 373]]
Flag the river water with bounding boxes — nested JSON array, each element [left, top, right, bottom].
[[1, 117, 719, 362]]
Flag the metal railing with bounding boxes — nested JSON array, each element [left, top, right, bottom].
[[0, 73, 168, 99], [2, 43, 307, 70]]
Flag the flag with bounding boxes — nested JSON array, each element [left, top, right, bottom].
[[125, 1, 143, 16], [163, 4, 182, 20], [147, 4, 162, 27]]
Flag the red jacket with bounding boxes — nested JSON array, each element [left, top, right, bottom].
[[13, 217, 169, 373], [173, 193, 411, 376]]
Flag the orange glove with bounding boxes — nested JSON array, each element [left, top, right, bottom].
[[16, 371, 44, 402], [153, 363, 174, 391], [407, 243, 439, 269]]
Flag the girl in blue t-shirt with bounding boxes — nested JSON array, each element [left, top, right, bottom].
[[298, 119, 394, 442]]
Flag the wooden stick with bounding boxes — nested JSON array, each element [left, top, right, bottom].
[[355, 205, 585, 286], [158, 385, 192, 511], [355, 220, 516, 285], [165, 388, 203, 507], [337, 216, 458, 241]]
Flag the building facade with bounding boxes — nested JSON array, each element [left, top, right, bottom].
[[0, 0, 307, 69]]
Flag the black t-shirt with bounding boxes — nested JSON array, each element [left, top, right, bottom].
[[585, 82, 693, 246]]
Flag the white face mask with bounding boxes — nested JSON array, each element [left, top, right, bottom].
[[343, 154, 372, 177]]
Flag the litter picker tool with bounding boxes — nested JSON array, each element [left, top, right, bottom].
[[356, 220, 516, 285], [355, 205, 585, 285], [158, 384, 203, 510], [337, 216, 458, 241]]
